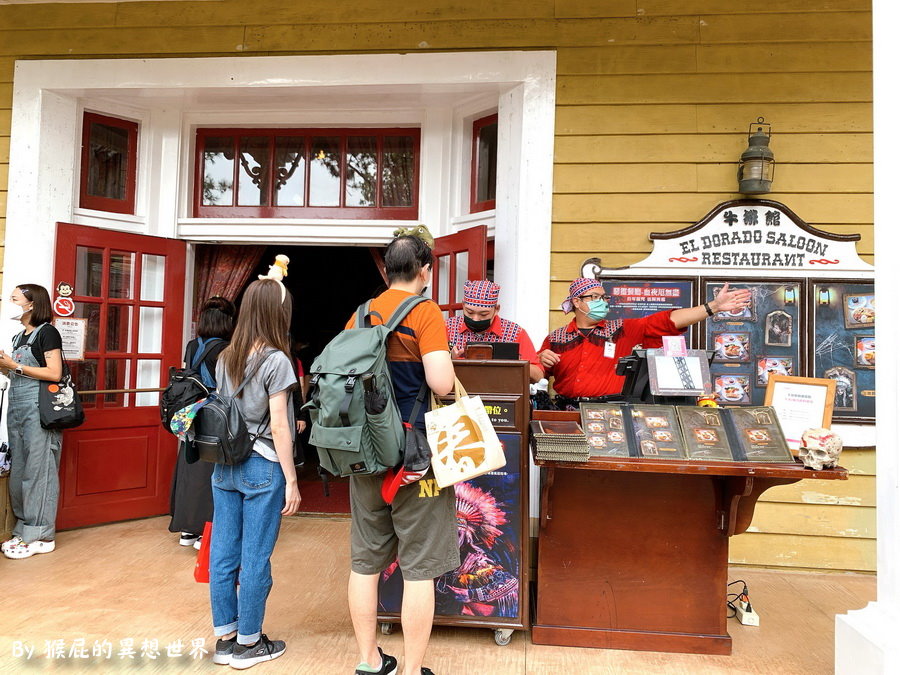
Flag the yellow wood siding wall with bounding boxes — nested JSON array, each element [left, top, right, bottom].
[[0, 1, 874, 571]]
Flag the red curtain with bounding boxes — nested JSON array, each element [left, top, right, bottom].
[[194, 244, 266, 315]]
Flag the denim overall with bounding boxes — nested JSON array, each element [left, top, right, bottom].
[[7, 324, 62, 543]]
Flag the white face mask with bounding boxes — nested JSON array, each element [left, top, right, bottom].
[[6, 301, 31, 322]]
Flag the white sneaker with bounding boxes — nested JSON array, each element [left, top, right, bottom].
[[4, 540, 55, 559], [1, 536, 23, 554], [179, 532, 200, 547], [193, 537, 203, 551]]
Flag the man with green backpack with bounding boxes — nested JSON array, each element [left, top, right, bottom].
[[307, 233, 456, 675]]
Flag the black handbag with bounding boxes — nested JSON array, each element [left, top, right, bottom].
[[39, 362, 85, 430]]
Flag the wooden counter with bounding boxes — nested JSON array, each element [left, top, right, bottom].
[[531, 411, 847, 656]]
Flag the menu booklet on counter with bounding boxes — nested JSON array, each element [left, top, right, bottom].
[[676, 406, 793, 462], [630, 405, 687, 459], [579, 403, 687, 460], [675, 407, 734, 461], [579, 404, 630, 457], [530, 420, 591, 462], [726, 407, 794, 462]]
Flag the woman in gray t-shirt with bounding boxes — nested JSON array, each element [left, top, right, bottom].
[[208, 279, 301, 668]]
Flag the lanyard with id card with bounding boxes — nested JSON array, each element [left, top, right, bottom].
[[604, 340, 616, 359]]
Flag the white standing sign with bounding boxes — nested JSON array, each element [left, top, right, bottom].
[[54, 317, 87, 361]]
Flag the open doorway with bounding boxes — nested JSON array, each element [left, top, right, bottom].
[[243, 245, 386, 374], [193, 243, 386, 514]]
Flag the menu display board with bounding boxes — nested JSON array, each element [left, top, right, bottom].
[[703, 280, 802, 407], [811, 280, 876, 422]]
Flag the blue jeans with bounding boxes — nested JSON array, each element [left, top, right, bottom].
[[209, 452, 286, 645]]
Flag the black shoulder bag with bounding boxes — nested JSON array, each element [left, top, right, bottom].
[[30, 324, 85, 430]]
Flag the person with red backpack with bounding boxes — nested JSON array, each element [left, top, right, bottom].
[[168, 296, 234, 549]]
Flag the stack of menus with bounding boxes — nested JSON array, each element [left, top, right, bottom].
[[579, 403, 793, 463]]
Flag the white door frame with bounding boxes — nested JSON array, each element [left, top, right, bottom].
[[4, 51, 555, 351]]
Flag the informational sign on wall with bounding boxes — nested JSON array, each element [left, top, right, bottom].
[[579, 199, 875, 422], [53, 317, 87, 361]]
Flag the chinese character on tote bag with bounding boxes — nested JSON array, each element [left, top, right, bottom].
[[425, 377, 506, 489]]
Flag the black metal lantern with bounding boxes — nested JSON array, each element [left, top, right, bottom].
[[738, 117, 774, 194]]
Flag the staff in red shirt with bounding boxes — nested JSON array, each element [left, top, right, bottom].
[[446, 280, 544, 383], [538, 277, 750, 409]]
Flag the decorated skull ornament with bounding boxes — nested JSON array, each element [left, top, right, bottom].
[[798, 428, 843, 471]]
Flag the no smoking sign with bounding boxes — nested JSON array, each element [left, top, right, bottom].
[[53, 296, 75, 317]]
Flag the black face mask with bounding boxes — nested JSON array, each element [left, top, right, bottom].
[[464, 316, 492, 332]]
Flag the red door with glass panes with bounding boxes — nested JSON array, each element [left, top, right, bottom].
[[431, 225, 488, 317], [53, 223, 186, 529]]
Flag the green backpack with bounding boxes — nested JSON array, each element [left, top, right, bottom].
[[304, 294, 428, 477]]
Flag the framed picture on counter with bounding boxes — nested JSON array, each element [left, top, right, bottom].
[[764, 375, 836, 451]]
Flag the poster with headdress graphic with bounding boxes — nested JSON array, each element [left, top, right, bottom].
[[377, 434, 522, 620]]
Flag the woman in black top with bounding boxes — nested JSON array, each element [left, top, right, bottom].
[[168, 296, 235, 548], [0, 284, 64, 559]]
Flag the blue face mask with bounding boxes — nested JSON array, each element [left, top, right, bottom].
[[586, 298, 609, 321]]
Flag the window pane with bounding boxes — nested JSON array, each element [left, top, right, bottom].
[[382, 136, 414, 207], [454, 252, 468, 305], [138, 306, 163, 353], [107, 305, 132, 352], [75, 247, 104, 297], [86, 122, 129, 200], [437, 255, 449, 306], [238, 136, 270, 206], [476, 122, 498, 203], [202, 136, 235, 206], [136, 359, 161, 407], [140, 254, 166, 302], [309, 137, 341, 207], [346, 136, 377, 207], [70, 359, 99, 409], [274, 137, 306, 206], [104, 359, 130, 407], [74, 302, 101, 352], [109, 251, 134, 299]]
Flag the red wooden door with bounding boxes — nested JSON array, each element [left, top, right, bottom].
[[431, 225, 488, 317], [53, 223, 186, 529]]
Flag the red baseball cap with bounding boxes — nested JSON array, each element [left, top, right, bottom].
[[381, 423, 433, 504]]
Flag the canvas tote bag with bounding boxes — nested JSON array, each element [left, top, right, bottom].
[[425, 377, 505, 488]]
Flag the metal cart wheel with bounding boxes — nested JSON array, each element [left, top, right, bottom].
[[380, 622, 394, 635], [494, 628, 513, 646]]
